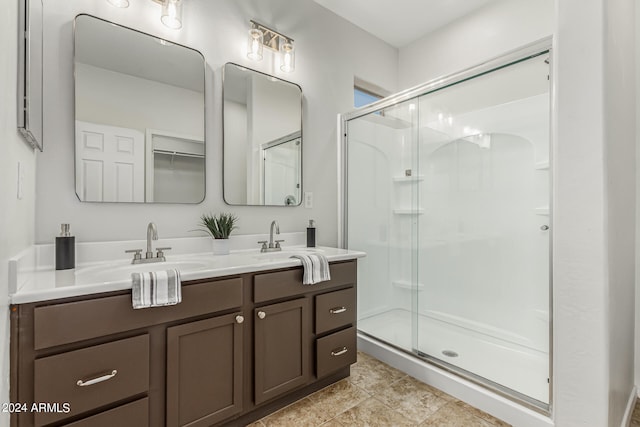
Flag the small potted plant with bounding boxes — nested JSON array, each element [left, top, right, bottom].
[[199, 212, 238, 255]]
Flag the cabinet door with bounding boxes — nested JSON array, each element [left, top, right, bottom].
[[254, 298, 310, 405], [166, 313, 244, 427]]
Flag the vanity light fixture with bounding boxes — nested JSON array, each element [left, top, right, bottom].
[[247, 20, 295, 73], [107, 0, 183, 30]]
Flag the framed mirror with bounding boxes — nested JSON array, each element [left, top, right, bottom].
[[223, 63, 302, 206], [74, 15, 205, 203], [17, 0, 44, 151]]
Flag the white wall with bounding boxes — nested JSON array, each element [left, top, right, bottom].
[[35, 0, 398, 246], [398, 0, 554, 91], [224, 100, 248, 202], [0, 0, 38, 423], [75, 63, 204, 138], [554, 0, 636, 425], [604, 0, 636, 424]]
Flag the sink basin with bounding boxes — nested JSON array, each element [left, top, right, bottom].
[[75, 259, 212, 284], [251, 248, 324, 261]]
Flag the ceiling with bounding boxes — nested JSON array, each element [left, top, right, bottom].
[[313, 0, 498, 48]]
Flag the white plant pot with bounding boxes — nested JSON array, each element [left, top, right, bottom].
[[212, 238, 230, 255]]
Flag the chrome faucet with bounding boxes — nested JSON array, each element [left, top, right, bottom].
[[125, 222, 171, 264], [258, 220, 285, 252], [146, 222, 158, 259]]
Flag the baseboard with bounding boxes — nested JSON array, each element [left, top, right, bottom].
[[621, 385, 638, 427]]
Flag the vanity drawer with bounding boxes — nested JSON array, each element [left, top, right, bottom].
[[316, 326, 357, 378], [63, 397, 149, 427], [315, 287, 356, 334], [254, 260, 356, 303], [34, 334, 149, 426], [34, 278, 243, 349]]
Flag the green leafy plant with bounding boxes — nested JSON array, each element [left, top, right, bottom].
[[199, 213, 238, 239]]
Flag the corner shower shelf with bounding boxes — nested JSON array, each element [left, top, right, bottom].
[[535, 207, 550, 215], [392, 280, 425, 291], [535, 161, 550, 170], [393, 209, 425, 215], [393, 175, 424, 182]]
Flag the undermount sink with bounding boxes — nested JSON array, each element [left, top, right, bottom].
[[75, 259, 212, 284]]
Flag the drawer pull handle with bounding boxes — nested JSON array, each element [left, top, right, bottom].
[[329, 306, 347, 314], [76, 370, 117, 387], [257, 311, 266, 319], [331, 347, 348, 357]]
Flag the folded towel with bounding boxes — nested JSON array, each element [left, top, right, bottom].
[[290, 253, 331, 285], [132, 269, 182, 309]]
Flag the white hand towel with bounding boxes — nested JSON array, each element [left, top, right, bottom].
[[290, 253, 331, 285], [132, 268, 182, 309]]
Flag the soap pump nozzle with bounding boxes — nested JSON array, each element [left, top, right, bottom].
[[60, 223, 72, 237]]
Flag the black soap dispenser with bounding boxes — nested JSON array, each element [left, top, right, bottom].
[[307, 220, 316, 248], [55, 223, 75, 270]]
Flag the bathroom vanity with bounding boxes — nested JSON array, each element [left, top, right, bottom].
[[10, 249, 361, 426]]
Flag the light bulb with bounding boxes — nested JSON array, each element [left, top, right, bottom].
[[161, 0, 183, 30], [280, 41, 295, 72], [247, 28, 263, 61]]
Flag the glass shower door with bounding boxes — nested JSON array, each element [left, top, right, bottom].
[[415, 54, 550, 404], [347, 99, 419, 354]]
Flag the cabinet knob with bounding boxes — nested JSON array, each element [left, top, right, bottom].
[[540, 225, 549, 231], [257, 311, 266, 319], [235, 315, 244, 324]]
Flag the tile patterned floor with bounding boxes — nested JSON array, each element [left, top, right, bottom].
[[249, 352, 511, 427], [631, 400, 640, 426]]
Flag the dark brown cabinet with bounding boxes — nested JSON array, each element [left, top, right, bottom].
[[254, 298, 310, 405], [166, 313, 244, 427], [11, 260, 358, 427]]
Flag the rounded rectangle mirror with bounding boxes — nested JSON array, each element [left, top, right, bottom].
[[223, 63, 302, 206], [74, 14, 206, 203]]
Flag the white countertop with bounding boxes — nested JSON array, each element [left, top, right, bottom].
[[10, 246, 365, 304]]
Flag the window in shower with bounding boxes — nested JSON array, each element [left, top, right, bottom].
[[344, 52, 550, 407], [354, 77, 388, 108]]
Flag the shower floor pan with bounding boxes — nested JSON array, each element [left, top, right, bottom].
[[358, 308, 549, 404]]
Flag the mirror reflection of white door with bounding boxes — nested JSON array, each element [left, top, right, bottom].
[[75, 121, 144, 202]]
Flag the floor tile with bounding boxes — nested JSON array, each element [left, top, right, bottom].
[[373, 376, 449, 424], [419, 402, 494, 427], [308, 379, 371, 419], [631, 400, 640, 426], [261, 397, 331, 427], [333, 397, 415, 427], [349, 353, 407, 394]]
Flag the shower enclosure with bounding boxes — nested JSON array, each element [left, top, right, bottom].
[[341, 44, 551, 409]]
